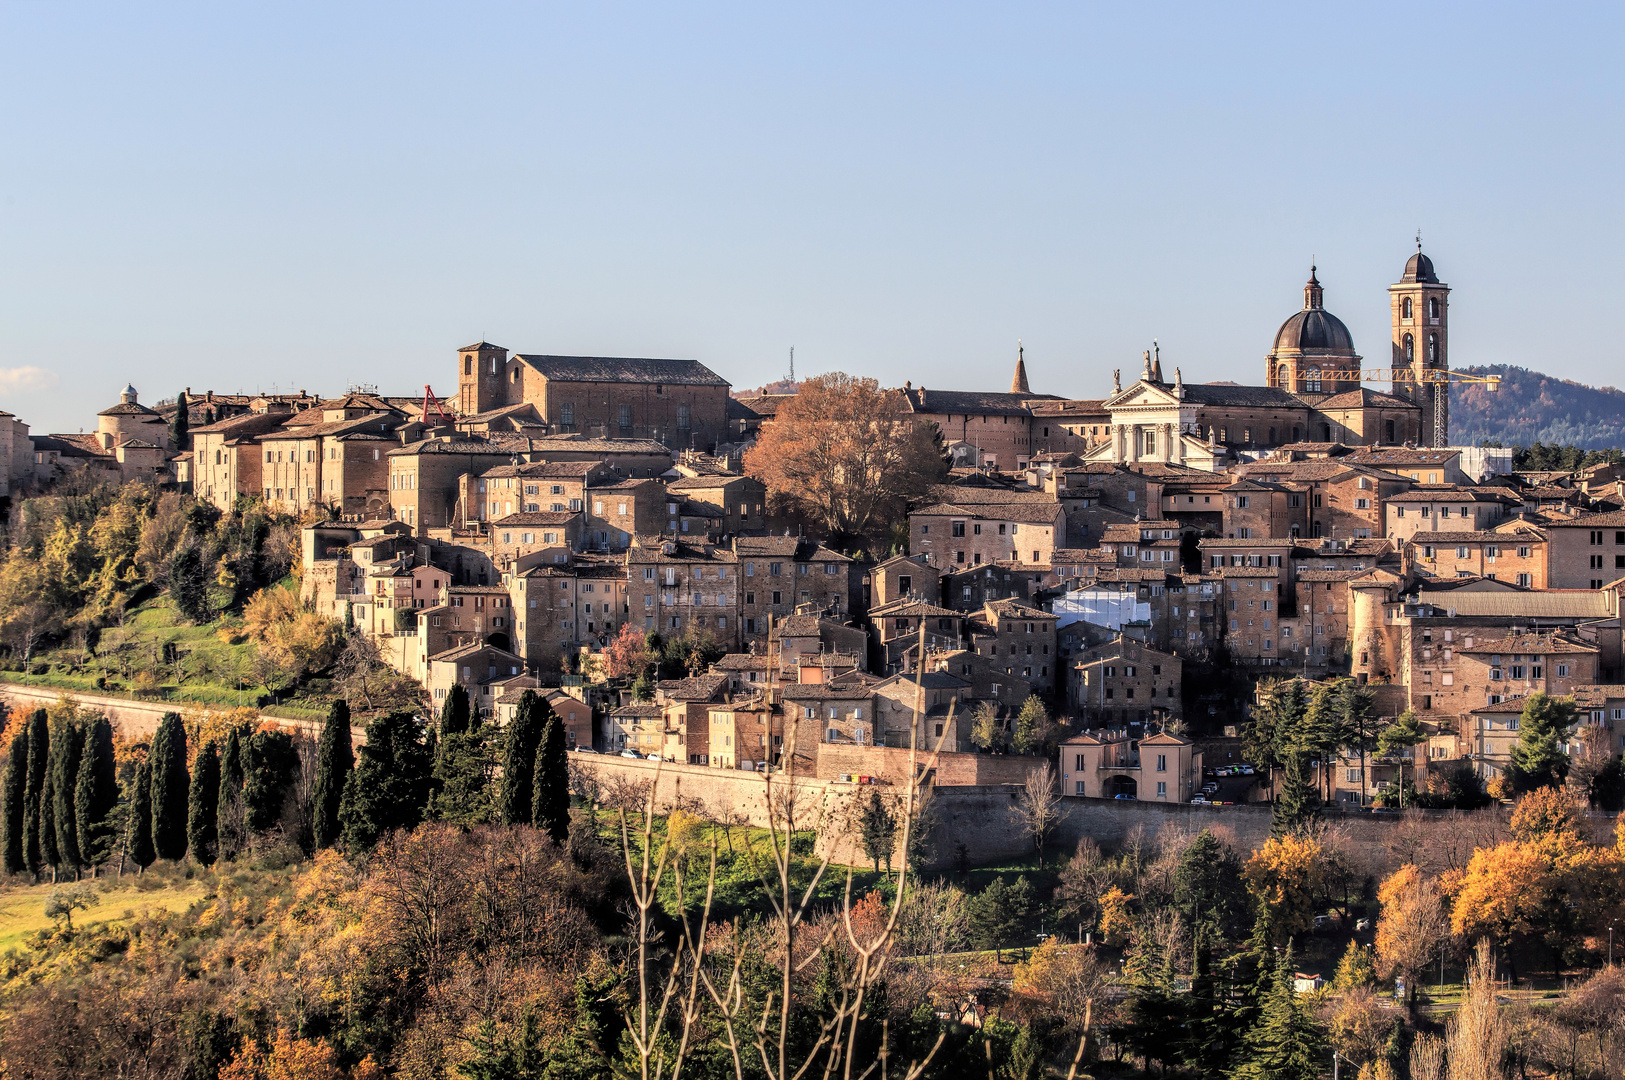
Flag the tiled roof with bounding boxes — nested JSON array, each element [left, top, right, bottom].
[[1305, 388, 1418, 410], [389, 435, 533, 456], [1548, 510, 1625, 528], [983, 598, 1054, 619], [1405, 530, 1544, 544], [867, 600, 962, 618], [492, 511, 579, 526], [1458, 633, 1598, 655], [901, 387, 1060, 416], [656, 673, 729, 701], [514, 355, 729, 387], [1176, 383, 1306, 408], [778, 683, 875, 700]]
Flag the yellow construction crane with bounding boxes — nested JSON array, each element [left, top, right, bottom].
[[1302, 367, 1501, 447]]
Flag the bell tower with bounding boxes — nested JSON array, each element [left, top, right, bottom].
[[1389, 241, 1450, 446], [456, 341, 509, 418]]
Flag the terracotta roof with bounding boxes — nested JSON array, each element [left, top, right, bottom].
[[492, 511, 579, 526], [983, 598, 1054, 619], [1406, 530, 1544, 544], [514, 355, 729, 387], [656, 673, 729, 701]]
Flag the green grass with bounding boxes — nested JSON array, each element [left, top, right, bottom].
[[0, 875, 209, 953]]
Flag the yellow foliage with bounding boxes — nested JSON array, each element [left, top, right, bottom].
[[1449, 842, 1553, 940], [1098, 886, 1136, 946], [664, 808, 707, 857], [1377, 863, 1421, 909], [182, 705, 260, 766], [243, 586, 301, 644], [219, 1028, 345, 1080], [1243, 833, 1325, 939], [1509, 786, 1582, 843]]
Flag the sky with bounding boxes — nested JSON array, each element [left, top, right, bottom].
[[1, 2, 1621, 434]]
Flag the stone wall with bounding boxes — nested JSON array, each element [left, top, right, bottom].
[[0, 684, 361, 745]]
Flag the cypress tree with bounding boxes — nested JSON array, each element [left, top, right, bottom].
[[149, 713, 189, 861], [128, 757, 156, 870], [217, 726, 246, 861], [187, 741, 220, 865], [1230, 946, 1325, 1080], [339, 712, 433, 850], [242, 729, 296, 833], [50, 720, 83, 873], [38, 751, 59, 876], [1271, 743, 1320, 838], [499, 692, 544, 827], [22, 710, 48, 877], [532, 705, 570, 843], [312, 700, 353, 849], [171, 390, 190, 451], [75, 718, 118, 871], [2, 727, 27, 875], [441, 684, 471, 738]]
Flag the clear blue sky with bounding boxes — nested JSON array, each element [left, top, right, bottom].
[[2, 2, 1620, 433]]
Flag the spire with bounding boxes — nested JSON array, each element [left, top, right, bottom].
[[1151, 339, 1163, 383], [1010, 340, 1031, 394], [1304, 264, 1323, 310]]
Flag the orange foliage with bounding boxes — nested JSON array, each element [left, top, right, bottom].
[[1450, 842, 1554, 941], [219, 1029, 345, 1080], [1242, 833, 1325, 939], [1509, 786, 1582, 843]]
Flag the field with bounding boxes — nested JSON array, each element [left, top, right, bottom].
[[0, 874, 210, 954]]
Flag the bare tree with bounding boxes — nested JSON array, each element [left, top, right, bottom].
[[1015, 762, 1063, 868]]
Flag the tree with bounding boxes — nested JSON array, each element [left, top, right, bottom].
[[74, 717, 118, 870], [38, 756, 58, 875], [1011, 696, 1046, 755], [187, 741, 220, 866], [170, 389, 190, 451], [242, 728, 297, 833], [1231, 947, 1326, 1080], [602, 623, 655, 682], [499, 692, 545, 827], [741, 372, 946, 547], [1243, 833, 1325, 942], [312, 700, 353, 849], [439, 685, 470, 738], [1271, 742, 1320, 837], [1173, 828, 1246, 940], [1014, 763, 1061, 867], [1, 726, 26, 875], [1247, 677, 1306, 801], [1376, 710, 1426, 804], [22, 709, 48, 877], [44, 882, 98, 931], [969, 702, 1001, 753], [339, 712, 432, 849], [531, 707, 570, 843], [216, 725, 246, 861], [1510, 692, 1578, 792], [49, 719, 83, 872], [1375, 864, 1445, 1015], [858, 791, 896, 872], [148, 713, 189, 861], [128, 756, 156, 871], [967, 876, 1032, 962], [431, 714, 494, 827], [1332, 939, 1378, 993], [1097, 885, 1136, 946], [169, 542, 215, 624]]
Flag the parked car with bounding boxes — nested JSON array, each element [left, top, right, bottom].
[[646, 754, 663, 762], [619, 750, 641, 759], [1239, 765, 1255, 775], [572, 746, 597, 754], [1114, 793, 1137, 800], [1190, 796, 1211, 805]]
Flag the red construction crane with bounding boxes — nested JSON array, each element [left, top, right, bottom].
[[421, 385, 456, 427]]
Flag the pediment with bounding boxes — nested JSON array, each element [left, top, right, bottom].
[[1103, 380, 1180, 410]]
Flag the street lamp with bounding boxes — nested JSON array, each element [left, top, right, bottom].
[[1611, 925, 1616, 967]]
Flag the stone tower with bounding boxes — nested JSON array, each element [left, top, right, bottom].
[[1389, 245, 1450, 446], [456, 341, 510, 418]]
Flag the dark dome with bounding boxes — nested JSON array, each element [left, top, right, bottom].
[[1273, 308, 1356, 354], [1401, 251, 1439, 284]]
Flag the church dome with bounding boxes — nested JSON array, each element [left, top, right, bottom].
[[1400, 250, 1439, 284], [1271, 267, 1356, 355]]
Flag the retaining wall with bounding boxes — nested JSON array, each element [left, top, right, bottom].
[[0, 683, 364, 745]]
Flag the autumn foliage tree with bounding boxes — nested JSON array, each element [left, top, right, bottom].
[[601, 623, 655, 682], [1242, 832, 1325, 942], [1375, 864, 1446, 1014], [742, 372, 946, 549]]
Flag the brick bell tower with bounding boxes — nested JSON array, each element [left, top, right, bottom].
[[456, 341, 509, 417], [1389, 241, 1450, 446]]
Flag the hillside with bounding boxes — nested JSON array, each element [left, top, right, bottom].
[[1453, 365, 1625, 450]]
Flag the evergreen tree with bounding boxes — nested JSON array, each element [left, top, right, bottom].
[[242, 729, 296, 832], [49, 720, 83, 872], [1011, 696, 1047, 755], [170, 390, 190, 451], [1178, 940, 1241, 1076], [2, 727, 27, 875], [531, 704, 570, 843], [74, 718, 118, 870], [312, 700, 353, 849], [1174, 828, 1246, 940], [339, 712, 433, 850], [499, 692, 544, 827], [441, 684, 471, 737], [1246, 678, 1306, 801], [858, 791, 896, 871], [149, 712, 189, 861], [22, 709, 48, 877], [170, 543, 212, 623], [431, 723, 494, 826], [1271, 743, 1319, 838], [128, 757, 156, 870], [1231, 947, 1325, 1080], [216, 726, 246, 860], [1510, 691, 1577, 791], [187, 741, 220, 866], [1117, 915, 1182, 1076], [1331, 939, 1377, 992], [38, 748, 59, 875]]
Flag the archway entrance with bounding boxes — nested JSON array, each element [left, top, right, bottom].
[[1107, 775, 1138, 799]]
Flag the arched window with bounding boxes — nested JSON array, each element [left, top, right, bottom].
[[1320, 423, 1332, 441], [464, 357, 473, 376], [1402, 297, 1413, 319], [1403, 333, 1414, 362], [1428, 296, 1440, 319], [1427, 334, 1438, 364]]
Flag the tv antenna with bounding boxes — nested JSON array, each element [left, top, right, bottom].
[[788, 346, 795, 383]]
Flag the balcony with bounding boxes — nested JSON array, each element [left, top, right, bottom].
[[1097, 756, 1142, 771]]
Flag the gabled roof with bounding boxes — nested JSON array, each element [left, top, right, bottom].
[[900, 387, 1060, 416], [982, 598, 1054, 620], [492, 511, 579, 527], [514, 355, 729, 387], [656, 673, 730, 701], [1458, 632, 1598, 656]]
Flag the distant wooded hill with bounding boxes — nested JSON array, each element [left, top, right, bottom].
[[1452, 365, 1625, 451]]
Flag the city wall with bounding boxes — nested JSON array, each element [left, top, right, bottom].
[[0, 683, 363, 745]]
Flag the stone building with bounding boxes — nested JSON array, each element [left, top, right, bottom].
[[734, 536, 854, 644], [453, 341, 733, 453], [1070, 637, 1183, 727], [969, 598, 1059, 693], [1059, 729, 1202, 802]]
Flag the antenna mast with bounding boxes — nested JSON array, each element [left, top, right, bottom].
[[788, 346, 795, 384]]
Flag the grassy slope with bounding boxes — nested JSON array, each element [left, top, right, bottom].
[[0, 877, 209, 954]]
